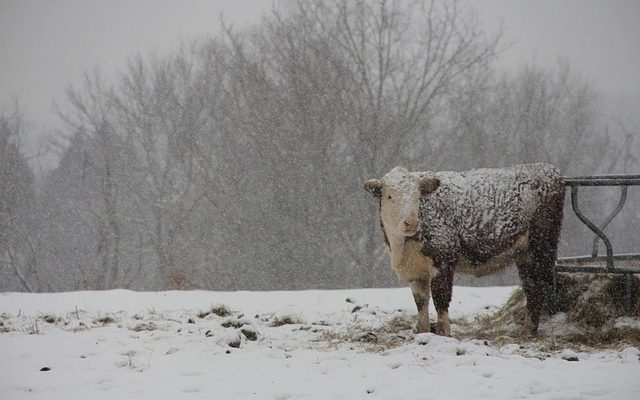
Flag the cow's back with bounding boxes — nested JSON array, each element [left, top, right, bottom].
[[419, 163, 563, 264]]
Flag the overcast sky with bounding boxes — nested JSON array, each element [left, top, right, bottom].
[[1, 0, 639, 150]]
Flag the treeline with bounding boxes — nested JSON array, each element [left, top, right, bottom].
[[1, 0, 638, 292]]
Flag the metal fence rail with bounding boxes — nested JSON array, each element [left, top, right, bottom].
[[555, 175, 640, 312]]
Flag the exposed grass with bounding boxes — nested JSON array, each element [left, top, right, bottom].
[[40, 314, 61, 324], [565, 275, 639, 328], [221, 318, 248, 329], [210, 305, 232, 317], [562, 328, 640, 349], [472, 288, 529, 333], [460, 274, 640, 350], [198, 304, 232, 319], [130, 322, 156, 332], [379, 315, 415, 334], [270, 315, 304, 327], [313, 313, 417, 352], [94, 315, 118, 325], [27, 317, 40, 335]]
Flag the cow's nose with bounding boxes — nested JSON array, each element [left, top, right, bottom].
[[404, 219, 419, 231]]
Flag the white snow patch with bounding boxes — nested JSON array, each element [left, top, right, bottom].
[[1, 287, 638, 399]]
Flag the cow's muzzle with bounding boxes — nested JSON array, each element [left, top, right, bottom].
[[401, 218, 420, 236]]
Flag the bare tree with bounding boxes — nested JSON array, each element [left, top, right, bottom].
[[0, 104, 40, 291], [265, 0, 502, 286], [443, 62, 607, 173], [169, 0, 502, 288], [113, 52, 214, 289]]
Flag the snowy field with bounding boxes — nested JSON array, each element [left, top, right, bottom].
[[1, 287, 639, 400]]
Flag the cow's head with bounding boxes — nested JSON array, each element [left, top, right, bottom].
[[365, 167, 440, 238]]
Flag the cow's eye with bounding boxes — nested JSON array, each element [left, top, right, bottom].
[[387, 195, 393, 200]]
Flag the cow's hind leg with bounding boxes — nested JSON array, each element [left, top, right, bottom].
[[516, 257, 544, 333], [431, 265, 453, 336], [518, 201, 564, 333], [409, 278, 431, 333], [517, 249, 556, 332]]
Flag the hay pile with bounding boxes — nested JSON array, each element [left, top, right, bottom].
[[468, 274, 640, 348]]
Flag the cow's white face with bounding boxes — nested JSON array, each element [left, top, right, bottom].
[[365, 167, 440, 238]]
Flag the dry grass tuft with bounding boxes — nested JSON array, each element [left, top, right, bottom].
[[95, 315, 118, 325], [130, 322, 156, 332], [379, 315, 416, 334], [198, 304, 232, 319], [40, 314, 61, 324], [270, 315, 304, 327]]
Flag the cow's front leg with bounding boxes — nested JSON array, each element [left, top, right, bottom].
[[431, 264, 453, 336], [409, 278, 431, 333]]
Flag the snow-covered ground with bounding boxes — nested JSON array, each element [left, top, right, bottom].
[[1, 287, 639, 399]]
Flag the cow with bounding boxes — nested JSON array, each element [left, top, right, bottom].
[[364, 163, 565, 335]]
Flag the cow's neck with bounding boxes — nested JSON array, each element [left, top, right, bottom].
[[387, 232, 436, 283], [388, 234, 420, 269], [388, 235, 406, 269]]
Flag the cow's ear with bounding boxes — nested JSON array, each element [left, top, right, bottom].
[[364, 179, 383, 198], [419, 176, 440, 194]]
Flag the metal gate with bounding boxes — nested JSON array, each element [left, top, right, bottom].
[[555, 174, 640, 312]]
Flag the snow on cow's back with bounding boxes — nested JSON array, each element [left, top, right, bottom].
[[420, 163, 562, 245]]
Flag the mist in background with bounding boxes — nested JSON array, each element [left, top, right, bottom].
[[1, 0, 639, 292]]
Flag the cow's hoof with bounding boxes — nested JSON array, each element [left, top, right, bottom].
[[415, 322, 438, 334], [414, 325, 431, 334], [435, 319, 451, 336]]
